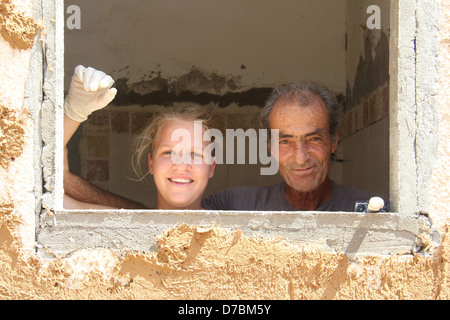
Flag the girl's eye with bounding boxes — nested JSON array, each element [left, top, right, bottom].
[[191, 152, 203, 159]]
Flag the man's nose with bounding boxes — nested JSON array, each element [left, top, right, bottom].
[[293, 141, 310, 164]]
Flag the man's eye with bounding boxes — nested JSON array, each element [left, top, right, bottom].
[[279, 140, 288, 145]]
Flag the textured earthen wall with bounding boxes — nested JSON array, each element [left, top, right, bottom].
[[1, 219, 449, 299], [0, 0, 449, 300]]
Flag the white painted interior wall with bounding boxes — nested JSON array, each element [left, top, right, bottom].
[[342, 0, 390, 200], [64, 0, 347, 92]]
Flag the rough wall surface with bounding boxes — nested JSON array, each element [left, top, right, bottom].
[[0, 0, 43, 253], [0, 0, 449, 300], [430, 0, 450, 235], [1, 217, 450, 299], [0, 0, 41, 50]]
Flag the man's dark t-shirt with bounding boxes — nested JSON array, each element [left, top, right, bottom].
[[201, 181, 375, 212]]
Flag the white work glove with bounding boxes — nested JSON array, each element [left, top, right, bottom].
[[64, 65, 117, 122]]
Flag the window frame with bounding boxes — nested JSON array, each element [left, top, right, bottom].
[[36, 0, 440, 256]]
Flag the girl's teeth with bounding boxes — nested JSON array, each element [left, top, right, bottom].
[[169, 178, 192, 183]]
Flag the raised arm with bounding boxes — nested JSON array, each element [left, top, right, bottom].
[[63, 65, 147, 209]]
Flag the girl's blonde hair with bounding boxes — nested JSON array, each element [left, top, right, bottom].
[[131, 106, 214, 180]]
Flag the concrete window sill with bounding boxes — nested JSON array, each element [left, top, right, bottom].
[[37, 209, 436, 258]]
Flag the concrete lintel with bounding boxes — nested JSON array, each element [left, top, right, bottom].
[[37, 210, 434, 258]]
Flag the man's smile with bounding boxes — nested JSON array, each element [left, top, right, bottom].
[[289, 165, 316, 175]]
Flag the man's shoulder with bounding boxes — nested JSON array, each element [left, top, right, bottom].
[[323, 181, 381, 212], [332, 182, 375, 199], [203, 180, 385, 212]]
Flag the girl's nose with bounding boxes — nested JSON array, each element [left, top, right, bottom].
[[171, 150, 193, 166]]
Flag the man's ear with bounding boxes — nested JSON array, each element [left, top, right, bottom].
[[331, 133, 339, 153], [148, 152, 154, 175]]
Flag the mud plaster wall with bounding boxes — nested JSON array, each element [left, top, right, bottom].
[[0, 0, 43, 253], [0, 0, 450, 300]]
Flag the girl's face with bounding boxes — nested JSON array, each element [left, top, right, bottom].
[[148, 119, 216, 210]]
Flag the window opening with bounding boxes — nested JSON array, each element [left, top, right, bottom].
[[37, 0, 440, 256]]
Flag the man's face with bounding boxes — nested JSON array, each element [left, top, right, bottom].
[[269, 100, 338, 193]]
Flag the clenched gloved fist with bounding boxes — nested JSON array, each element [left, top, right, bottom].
[[64, 65, 117, 122]]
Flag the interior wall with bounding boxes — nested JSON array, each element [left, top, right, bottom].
[[64, 0, 347, 92], [340, 0, 390, 200], [65, 0, 350, 208], [64, 0, 390, 207]]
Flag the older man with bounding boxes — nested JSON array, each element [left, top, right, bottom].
[[201, 81, 376, 211]]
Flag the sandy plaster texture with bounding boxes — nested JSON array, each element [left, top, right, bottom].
[[0, 0, 449, 300], [1, 211, 449, 299], [0, 102, 25, 169], [0, 0, 42, 50]]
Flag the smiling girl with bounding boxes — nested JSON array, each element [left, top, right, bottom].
[[132, 107, 216, 209]]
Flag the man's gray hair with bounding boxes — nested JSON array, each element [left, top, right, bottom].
[[260, 80, 339, 140]]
